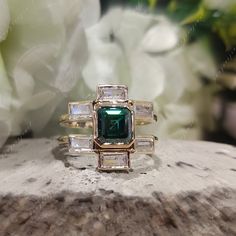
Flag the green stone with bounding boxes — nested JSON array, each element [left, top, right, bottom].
[[97, 107, 132, 144]]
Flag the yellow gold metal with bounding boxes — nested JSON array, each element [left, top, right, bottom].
[[59, 114, 155, 128], [57, 135, 69, 145], [59, 114, 93, 128], [135, 118, 156, 125], [57, 134, 156, 155]]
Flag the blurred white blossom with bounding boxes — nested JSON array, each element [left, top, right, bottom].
[[0, 0, 100, 146], [82, 8, 217, 139], [0, 3, 218, 146]]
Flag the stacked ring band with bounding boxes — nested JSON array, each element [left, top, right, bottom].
[[58, 85, 157, 172]]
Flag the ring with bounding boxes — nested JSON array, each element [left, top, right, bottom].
[[58, 85, 158, 172]]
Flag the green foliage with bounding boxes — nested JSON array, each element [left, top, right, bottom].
[[167, 0, 202, 21], [100, 0, 236, 52], [178, 3, 236, 49], [180, 5, 208, 24], [211, 11, 236, 49], [123, 0, 236, 49]]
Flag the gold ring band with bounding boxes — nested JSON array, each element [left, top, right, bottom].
[[58, 134, 158, 155], [59, 113, 157, 128], [59, 114, 93, 128]]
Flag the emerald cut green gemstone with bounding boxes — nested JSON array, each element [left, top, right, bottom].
[[97, 107, 132, 144]]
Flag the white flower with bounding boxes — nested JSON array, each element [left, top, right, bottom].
[[0, 0, 100, 146], [83, 8, 217, 139]]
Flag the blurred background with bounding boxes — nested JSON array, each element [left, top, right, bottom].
[[0, 0, 235, 147]]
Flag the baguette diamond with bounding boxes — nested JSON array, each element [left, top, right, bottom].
[[134, 101, 154, 124], [69, 135, 93, 154], [68, 102, 93, 119], [97, 85, 128, 101], [98, 152, 130, 170], [135, 136, 155, 154], [135, 101, 154, 122]]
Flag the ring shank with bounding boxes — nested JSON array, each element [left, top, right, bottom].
[[59, 114, 93, 128], [58, 135, 158, 155], [59, 114, 157, 128]]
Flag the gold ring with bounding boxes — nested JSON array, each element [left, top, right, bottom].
[[58, 84, 158, 172]]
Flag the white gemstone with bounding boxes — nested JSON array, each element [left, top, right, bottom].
[[99, 152, 130, 170], [135, 136, 155, 153], [70, 104, 80, 115], [97, 85, 128, 101], [69, 135, 93, 153], [135, 102, 153, 120], [68, 102, 92, 119]]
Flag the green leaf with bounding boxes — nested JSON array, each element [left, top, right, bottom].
[[167, 0, 177, 12], [148, 0, 157, 9], [213, 21, 236, 49], [181, 5, 208, 25], [209, 8, 236, 49]]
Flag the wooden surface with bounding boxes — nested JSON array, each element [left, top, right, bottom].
[[0, 138, 236, 235]]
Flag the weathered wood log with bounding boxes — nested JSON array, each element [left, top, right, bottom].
[[0, 138, 236, 235]]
